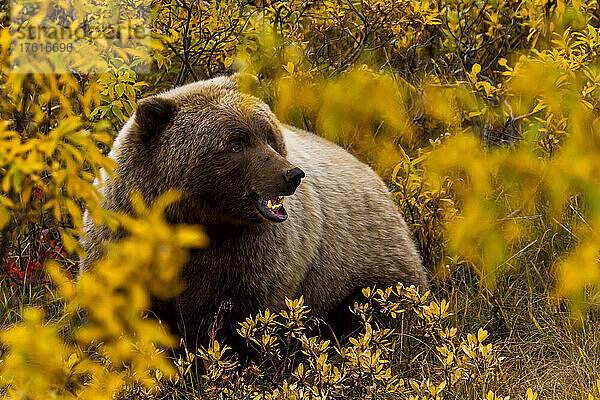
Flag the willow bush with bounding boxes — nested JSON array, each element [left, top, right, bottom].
[[1, 0, 600, 398]]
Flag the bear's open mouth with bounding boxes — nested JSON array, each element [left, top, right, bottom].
[[256, 195, 288, 222]]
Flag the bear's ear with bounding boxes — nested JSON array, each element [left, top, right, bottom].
[[134, 96, 176, 134]]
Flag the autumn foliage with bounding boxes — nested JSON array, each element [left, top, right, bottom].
[[1, 0, 600, 399]]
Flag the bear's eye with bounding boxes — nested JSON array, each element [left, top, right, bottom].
[[231, 143, 245, 153]]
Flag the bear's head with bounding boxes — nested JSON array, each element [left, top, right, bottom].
[[122, 75, 304, 225]]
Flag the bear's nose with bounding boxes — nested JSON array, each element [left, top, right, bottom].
[[283, 167, 305, 191]]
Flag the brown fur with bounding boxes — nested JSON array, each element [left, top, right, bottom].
[[80, 75, 428, 349]]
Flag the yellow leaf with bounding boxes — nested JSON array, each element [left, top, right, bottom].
[[527, 388, 538, 400], [0, 205, 9, 229], [175, 227, 210, 248], [531, 102, 546, 114], [61, 232, 80, 253], [283, 62, 295, 75], [477, 328, 488, 343], [67, 353, 78, 369]]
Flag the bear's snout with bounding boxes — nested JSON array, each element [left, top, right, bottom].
[[283, 167, 305, 193]]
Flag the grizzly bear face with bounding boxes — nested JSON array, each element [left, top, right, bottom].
[[128, 77, 305, 225]]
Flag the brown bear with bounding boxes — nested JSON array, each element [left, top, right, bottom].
[[80, 74, 427, 351]]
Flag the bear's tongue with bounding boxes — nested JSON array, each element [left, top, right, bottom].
[[256, 195, 288, 222]]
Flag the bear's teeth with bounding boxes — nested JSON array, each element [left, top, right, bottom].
[[267, 197, 284, 210]]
